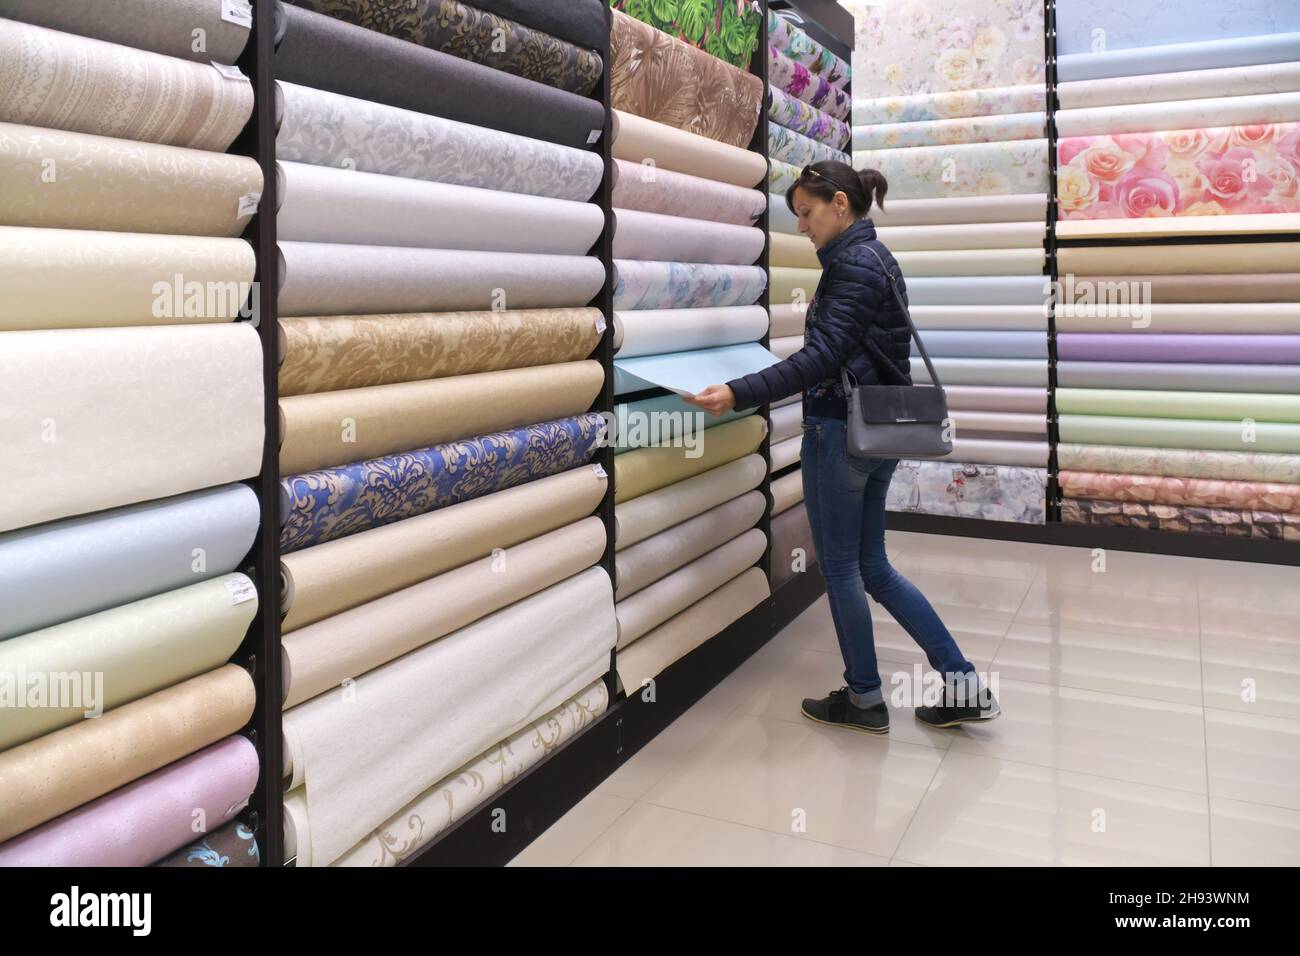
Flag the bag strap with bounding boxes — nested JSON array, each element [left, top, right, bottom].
[[845, 242, 944, 391]]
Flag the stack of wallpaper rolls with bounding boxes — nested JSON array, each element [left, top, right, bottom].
[[607, 4, 772, 693], [0, 0, 263, 866], [850, 0, 1052, 524], [271, 0, 617, 866], [1053, 0, 1300, 539]]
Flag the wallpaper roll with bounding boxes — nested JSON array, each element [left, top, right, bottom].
[[893, 248, 1046, 276], [0, 0, 251, 64], [613, 395, 751, 452], [0, 324, 263, 533], [0, 664, 255, 844], [612, 209, 764, 264], [277, 162, 604, 254], [1056, 304, 1300, 333], [854, 85, 1047, 126], [1058, 242, 1300, 274], [614, 416, 766, 504], [0, 736, 257, 867], [275, 82, 601, 202], [470, 0, 607, 51], [903, 276, 1051, 306], [616, 529, 766, 649], [282, 566, 616, 866], [614, 492, 765, 602], [770, 436, 801, 473], [1059, 415, 1300, 453], [768, 87, 851, 152], [280, 414, 604, 552], [952, 410, 1047, 435], [609, 10, 762, 149], [275, 4, 605, 149], [0, 226, 255, 330], [157, 818, 259, 868], [283, 517, 605, 708], [1057, 387, 1300, 422], [0, 484, 258, 640], [769, 157, 800, 195], [279, 308, 603, 395], [768, 45, 850, 120], [612, 110, 767, 188], [1061, 496, 1299, 539], [278, 361, 604, 474], [613, 260, 766, 310], [0, 574, 256, 751], [1057, 60, 1300, 111], [770, 503, 813, 589], [943, 386, 1049, 413], [854, 140, 1051, 200], [1061, 469, 1300, 512], [911, 306, 1048, 331], [770, 304, 808, 337], [278, 243, 605, 316], [293, 0, 602, 95], [769, 266, 823, 305], [887, 461, 1048, 524], [1058, 215, 1300, 239], [0, 122, 261, 237], [0, 18, 252, 150], [1058, 333, 1300, 363], [615, 343, 781, 397], [870, 193, 1050, 227], [853, 112, 1047, 150], [281, 465, 606, 631], [941, 439, 1050, 467], [329, 678, 608, 867], [768, 9, 849, 89], [877, 221, 1048, 251], [1059, 361, 1300, 394], [770, 336, 803, 361], [616, 567, 768, 692], [770, 233, 819, 269], [1058, 443, 1300, 483], [1056, 92, 1300, 138], [769, 122, 848, 167], [1072, 273, 1300, 301], [611, 159, 766, 225], [771, 469, 804, 516], [769, 192, 798, 235], [1057, 32, 1300, 83], [615, 454, 766, 548], [614, 307, 767, 358], [770, 403, 803, 444], [920, 331, 1048, 359], [911, 358, 1048, 386]]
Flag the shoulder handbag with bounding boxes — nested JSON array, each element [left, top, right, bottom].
[[839, 243, 953, 460]]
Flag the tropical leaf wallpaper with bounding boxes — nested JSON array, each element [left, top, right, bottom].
[[610, 0, 762, 69]]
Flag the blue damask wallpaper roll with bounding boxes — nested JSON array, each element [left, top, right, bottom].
[[279, 414, 606, 552]]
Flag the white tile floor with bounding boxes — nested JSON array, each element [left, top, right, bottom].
[[509, 530, 1300, 867]]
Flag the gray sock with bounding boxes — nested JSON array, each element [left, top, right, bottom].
[[849, 687, 883, 708]]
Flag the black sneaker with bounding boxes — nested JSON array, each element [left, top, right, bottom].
[[800, 687, 890, 735], [915, 685, 1001, 728]]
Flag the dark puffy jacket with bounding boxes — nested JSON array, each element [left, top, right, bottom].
[[727, 218, 912, 416]]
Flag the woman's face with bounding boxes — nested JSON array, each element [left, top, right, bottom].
[[792, 185, 852, 250]]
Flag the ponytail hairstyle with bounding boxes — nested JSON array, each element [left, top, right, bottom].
[[785, 160, 887, 218]]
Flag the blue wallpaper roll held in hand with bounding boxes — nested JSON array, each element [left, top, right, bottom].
[[614, 343, 782, 397]]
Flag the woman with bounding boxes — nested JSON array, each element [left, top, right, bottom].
[[685, 160, 1000, 733]]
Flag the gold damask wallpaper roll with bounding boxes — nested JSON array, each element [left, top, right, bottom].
[[609, 10, 763, 150], [278, 308, 604, 395]]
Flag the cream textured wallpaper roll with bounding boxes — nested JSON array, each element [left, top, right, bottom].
[[615, 454, 767, 549], [771, 470, 804, 515], [614, 306, 768, 358], [615, 416, 767, 503], [612, 208, 765, 264], [612, 109, 768, 187], [769, 436, 801, 472]]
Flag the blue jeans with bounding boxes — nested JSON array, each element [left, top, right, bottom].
[[801, 414, 976, 698]]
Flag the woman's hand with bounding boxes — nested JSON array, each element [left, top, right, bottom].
[[684, 384, 736, 416]]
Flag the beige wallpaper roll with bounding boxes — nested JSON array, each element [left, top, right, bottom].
[[615, 453, 766, 549], [612, 109, 767, 188], [770, 335, 805, 361], [283, 518, 606, 708], [770, 266, 823, 306], [870, 193, 1048, 227], [1057, 302, 1300, 333], [614, 490, 765, 601], [894, 248, 1046, 276], [281, 465, 607, 631], [0, 226, 255, 330], [0, 18, 253, 151], [278, 309, 604, 395], [1071, 274, 1300, 302], [769, 303, 808, 338], [616, 528, 766, 649], [616, 567, 768, 693], [877, 221, 1048, 250], [1058, 243, 1300, 276], [770, 403, 803, 443], [1058, 214, 1300, 241], [771, 469, 804, 515], [911, 305, 1047, 331], [614, 415, 766, 503], [770, 232, 820, 268], [278, 361, 604, 474], [0, 122, 262, 237], [0, 664, 254, 843], [769, 435, 802, 472]]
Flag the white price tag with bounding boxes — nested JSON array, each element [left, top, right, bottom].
[[587, 129, 602, 144], [221, 0, 254, 28], [595, 315, 607, 333], [225, 577, 257, 605], [237, 192, 261, 217], [212, 61, 246, 81], [591, 463, 607, 478]]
